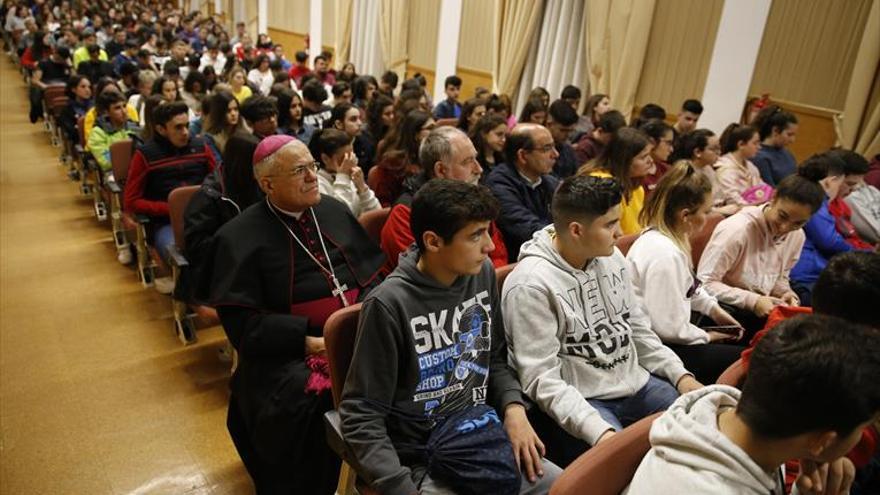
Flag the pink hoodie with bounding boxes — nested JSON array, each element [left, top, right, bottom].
[[714, 153, 767, 207], [696, 205, 804, 311]]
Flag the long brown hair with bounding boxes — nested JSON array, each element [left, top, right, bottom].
[[639, 160, 712, 260], [578, 127, 650, 201]]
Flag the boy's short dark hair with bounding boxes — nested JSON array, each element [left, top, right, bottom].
[[411, 179, 500, 252], [381, 70, 399, 88], [444, 75, 462, 89], [561, 85, 581, 101], [813, 251, 880, 327], [301, 80, 328, 103], [314, 54, 327, 65], [153, 100, 190, 126], [548, 99, 578, 126], [552, 175, 623, 231], [596, 110, 627, 133], [240, 95, 279, 123], [96, 89, 126, 112], [331, 81, 350, 98], [739, 314, 880, 439], [682, 99, 703, 115], [295, 51, 308, 63], [827, 148, 870, 176]]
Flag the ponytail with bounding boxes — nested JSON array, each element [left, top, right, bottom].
[[719, 123, 758, 154], [752, 105, 797, 141], [639, 160, 713, 261], [670, 129, 715, 163]]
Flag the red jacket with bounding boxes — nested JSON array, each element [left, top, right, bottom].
[[827, 197, 874, 250], [123, 136, 216, 218], [380, 203, 509, 273]]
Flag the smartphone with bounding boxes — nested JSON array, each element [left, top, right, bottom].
[[704, 325, 745, 340]]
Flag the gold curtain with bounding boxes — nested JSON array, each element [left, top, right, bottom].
[[586, 0, 657, 118], [750, 0, 873, 111], [334, 0, 354, 67], [492, 0, 545, 97], [836, 0, 880, 157], [634, 0, 723, 112], [458, 0, 495, 72], [380, 0, 410, 80]]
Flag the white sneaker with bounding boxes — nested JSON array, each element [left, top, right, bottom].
[[117, 247, 132, 265], [154, 276, 174, 295]]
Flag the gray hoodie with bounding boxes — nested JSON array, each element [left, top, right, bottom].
[[625, 385, 787, 495], [502, 226, 690, 445], [339, 246, 523, 495]]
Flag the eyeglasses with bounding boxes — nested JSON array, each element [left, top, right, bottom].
[[270, 161, 320, 178]]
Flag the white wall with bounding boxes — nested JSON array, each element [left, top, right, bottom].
[[700, 0, 772, 134]]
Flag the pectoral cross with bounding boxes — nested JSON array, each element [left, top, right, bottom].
[[331, 275, 350, 307]]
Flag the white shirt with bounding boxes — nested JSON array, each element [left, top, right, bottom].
[[626, 229, 719, 345]]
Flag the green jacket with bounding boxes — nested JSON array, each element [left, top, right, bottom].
[[87, 117, 141, 172]]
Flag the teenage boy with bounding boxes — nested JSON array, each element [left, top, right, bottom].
[[433, 75, 463, 120], [546, 100, 579, 179], [673, 99, 704, 139], [502, 175, 703, 466], [340, 179, 561, 494], [625, 314, 880, 494]]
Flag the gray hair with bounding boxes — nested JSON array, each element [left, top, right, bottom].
[[419, 126, 468, 177], [253, 140, 309, 180], [137, 69, 159, 87]]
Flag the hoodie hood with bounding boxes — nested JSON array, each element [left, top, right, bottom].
[[517, 225, 582, 273], [627, 385, 783, 494]]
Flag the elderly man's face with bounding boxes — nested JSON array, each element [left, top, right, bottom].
[[438, 134, 481, 185], [261, 144, 321, 212]]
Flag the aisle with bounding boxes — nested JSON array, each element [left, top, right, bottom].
[[0, 56, 252, 494]]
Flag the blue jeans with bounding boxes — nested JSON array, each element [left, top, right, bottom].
[[152, 223, 175, 265], [528, 375, 679, 467], [586, 375, 679, 431]]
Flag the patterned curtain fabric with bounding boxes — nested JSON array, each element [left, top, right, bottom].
[[380, 0, 410, 81], [334, 0, 354, 69]]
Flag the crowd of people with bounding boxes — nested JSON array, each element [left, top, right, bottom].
[[4, 0, 880, 494]]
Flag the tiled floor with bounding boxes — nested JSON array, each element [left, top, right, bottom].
[[0, 55, 253, 494]]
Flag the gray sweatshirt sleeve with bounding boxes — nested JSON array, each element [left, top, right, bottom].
[[503, 283, 617, 445], [626, 284, 692, 386], [338, 298, 417, 495]]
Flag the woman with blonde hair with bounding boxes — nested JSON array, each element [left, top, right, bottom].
[[626, 161, 743, 383]]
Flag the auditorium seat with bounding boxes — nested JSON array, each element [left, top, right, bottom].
[[108, 139, 156, 287], [690, 211, 724, 266], [323, 304, 380, 495], [550, 412, 662, 495], [615, 233, 640, 256], [167, 185, 202, 345], [357, 207, 390, 244], [495, 262, 517, 292]]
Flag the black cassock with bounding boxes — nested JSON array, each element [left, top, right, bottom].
[[209, 196, 385, 494]]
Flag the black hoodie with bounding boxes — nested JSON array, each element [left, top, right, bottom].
[[339, 246, 523, 494]]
